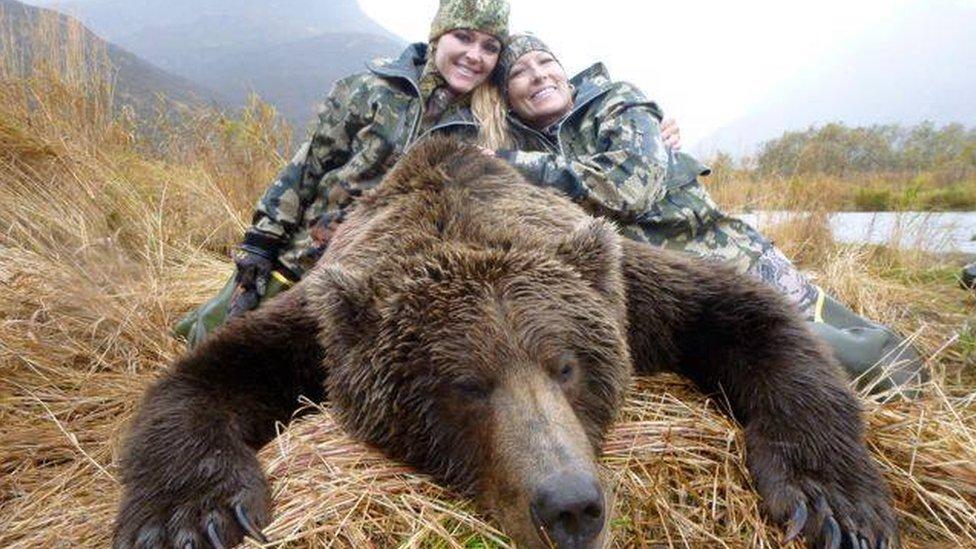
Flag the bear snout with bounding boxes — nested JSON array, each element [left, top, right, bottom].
[[530, 469, 606, 548], [485, 367, 609, 548]]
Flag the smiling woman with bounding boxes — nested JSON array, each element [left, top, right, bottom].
[[172, 0, 512, 346]]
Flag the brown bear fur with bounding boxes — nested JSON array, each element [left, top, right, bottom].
[[113, 137, 896, 549]]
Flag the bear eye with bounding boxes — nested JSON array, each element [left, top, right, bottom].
[[557, 361, 575, 384], [451, 378, 491, 401]]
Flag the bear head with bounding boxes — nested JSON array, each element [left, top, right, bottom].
[[305, 214, 632, 548]]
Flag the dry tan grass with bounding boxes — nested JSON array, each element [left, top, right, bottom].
[[1, 8, 975, 548]]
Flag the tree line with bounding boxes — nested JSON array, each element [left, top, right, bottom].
[[748, 122, 976, 178]]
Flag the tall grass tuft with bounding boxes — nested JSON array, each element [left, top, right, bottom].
[[1, 6, 974, 548]]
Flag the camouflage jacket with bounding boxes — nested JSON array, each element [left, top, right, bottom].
[[501, 66, 823, 314], [501, 63, 711, 227], [244, 43, 480, 278]]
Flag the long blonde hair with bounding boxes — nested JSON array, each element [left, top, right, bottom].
[[471, 83, 512, 150]]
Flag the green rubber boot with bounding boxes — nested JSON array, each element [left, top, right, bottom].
[[807, 289, 928, 399], [961, 262, 976, 290], [173, 271, 294, 349]]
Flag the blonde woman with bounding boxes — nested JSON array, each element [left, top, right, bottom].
[[177, 0, 511, 346]]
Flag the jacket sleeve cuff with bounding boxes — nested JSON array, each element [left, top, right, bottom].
[[494, 149, 518, 163], [241, 230, 286, 259]]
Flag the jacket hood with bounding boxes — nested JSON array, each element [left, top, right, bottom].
[[569, 62, 613, 107], [367, 43, 429, 91]]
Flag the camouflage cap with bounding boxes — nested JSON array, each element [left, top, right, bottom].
[[428, 0, 510, 41], [497, 33, 557, 85]]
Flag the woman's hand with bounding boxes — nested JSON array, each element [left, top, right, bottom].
[[661, 118, 682, 151], [477, 146, 497, 157]]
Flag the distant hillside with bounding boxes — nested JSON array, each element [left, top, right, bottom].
[[185, 32, 405, 129], [696, 2, 976, 158], [0, 0, 217, 114], [38, 0, 400, 47], [31, 0, 406, 126]]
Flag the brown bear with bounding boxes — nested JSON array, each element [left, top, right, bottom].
[[113, 137, 896, 549]]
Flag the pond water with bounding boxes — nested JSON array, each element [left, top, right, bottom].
[[737, 211, 976, 255]]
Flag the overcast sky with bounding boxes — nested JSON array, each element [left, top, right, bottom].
[[360, 0, 973, 147]]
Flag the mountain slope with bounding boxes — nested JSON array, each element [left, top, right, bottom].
[[29, 0, 406, 125], [39, 0, 400, 46], [0, 0, 217, 113], [187, 32, 405, 124]]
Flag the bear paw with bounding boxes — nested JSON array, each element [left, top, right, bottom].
[[748, 436, 897, 548], [113, 451, 271, 549]]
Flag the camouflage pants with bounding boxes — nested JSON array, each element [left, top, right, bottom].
[[624, 178, 820, 317]]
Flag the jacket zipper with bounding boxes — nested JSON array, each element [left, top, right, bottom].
[[368, 64, 424, 147]]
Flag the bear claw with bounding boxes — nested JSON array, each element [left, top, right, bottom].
[[766, 484, 895, 549], [785, 500, 808, 542], [205, 520, 226, 549], [234, 503, 269, 543], [822, 516, 842, 549]]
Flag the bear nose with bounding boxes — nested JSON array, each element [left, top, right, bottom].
[[530, 471, 605, 548]]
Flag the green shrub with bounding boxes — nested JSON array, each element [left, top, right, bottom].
[[917, 183, 976, 211], [854, 187, 893, 211]]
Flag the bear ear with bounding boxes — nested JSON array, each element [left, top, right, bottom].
[[314, 265, 379, 347], [555, 218, 624, 300]]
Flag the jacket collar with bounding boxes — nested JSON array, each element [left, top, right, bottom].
[[367, 42, 428, 94], [567, 62, 614, 118]]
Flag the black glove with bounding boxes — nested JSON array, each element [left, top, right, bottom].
[[228, 250, 274, 318], [228, 231, 282, 318]]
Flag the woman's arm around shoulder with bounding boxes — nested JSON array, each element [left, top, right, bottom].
[[499, 80, 671, 223]]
